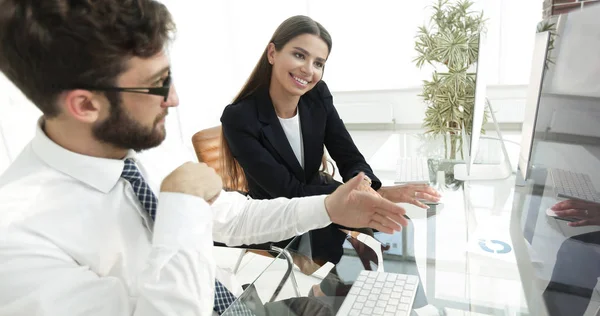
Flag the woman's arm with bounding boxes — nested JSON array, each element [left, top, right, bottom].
[[317, 82, 382, 190]]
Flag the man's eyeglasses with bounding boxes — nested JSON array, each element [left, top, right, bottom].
[[74, 73, 172, 101]]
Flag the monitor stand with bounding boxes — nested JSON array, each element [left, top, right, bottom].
[[515, 167, 527, 187], [453, 100, 513, 181]]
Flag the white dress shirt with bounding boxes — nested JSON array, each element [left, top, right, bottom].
[[0, 122, 332, 316], [278, 111, 304, 168]]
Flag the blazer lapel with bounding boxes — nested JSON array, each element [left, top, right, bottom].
[[256, 89, 306, 182], [299, 96, 325, 181]]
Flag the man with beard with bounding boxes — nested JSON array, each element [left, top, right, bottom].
[[0, 1, 408, 316]]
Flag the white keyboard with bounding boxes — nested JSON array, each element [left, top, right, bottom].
[[548, 168, 600, 203], [395, 157, 430, 184], [336, 270, 418, 316]]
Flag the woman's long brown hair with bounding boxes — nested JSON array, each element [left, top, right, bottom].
[[220, 15, 332, 191]]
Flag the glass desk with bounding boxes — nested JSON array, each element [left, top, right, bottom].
[[224, 133, 531, 315]]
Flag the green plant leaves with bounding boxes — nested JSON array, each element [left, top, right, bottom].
[[414, 0, 488, 159]]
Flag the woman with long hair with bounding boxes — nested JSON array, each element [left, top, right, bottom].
[[220, 15, 444, 314]]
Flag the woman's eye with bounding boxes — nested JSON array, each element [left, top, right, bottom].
[[294, 52, 305, 59], [315, 62, 324, 69]]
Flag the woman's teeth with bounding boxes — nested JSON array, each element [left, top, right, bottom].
[[292, 75, 308, 85]]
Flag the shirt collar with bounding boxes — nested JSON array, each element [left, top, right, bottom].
[[31, 118, 137, 193]]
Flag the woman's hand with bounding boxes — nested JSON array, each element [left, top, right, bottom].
[[378, 184, 441, 209], [551, 199, 600, 227], [356, 175, 383, 198]]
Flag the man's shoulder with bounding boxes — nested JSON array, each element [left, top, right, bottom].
[[1, 144, 37, 186], [0, 148, 72, 226]]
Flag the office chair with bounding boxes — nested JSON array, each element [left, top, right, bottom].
[[192, 125, 306, 299]]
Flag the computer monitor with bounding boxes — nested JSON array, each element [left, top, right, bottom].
[[466, 33, 488, 174], [453, 33, 512, 180], [510, 7, 600, 316], [518, 31, 551, 182]]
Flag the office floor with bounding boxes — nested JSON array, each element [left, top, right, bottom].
[[213, 129, 530, 315]]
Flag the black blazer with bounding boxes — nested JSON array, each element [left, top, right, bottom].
[[220, 81, 381, 200]]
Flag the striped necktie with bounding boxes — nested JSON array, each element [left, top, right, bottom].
[[121, 158, 252, 315]]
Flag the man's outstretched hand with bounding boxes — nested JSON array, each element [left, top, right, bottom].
[[325, 173, 408, 233]]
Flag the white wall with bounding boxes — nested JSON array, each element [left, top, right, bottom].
[[162, 0, 541, 141], [0, 0, 543, 173], [332, 85, 529, 126]]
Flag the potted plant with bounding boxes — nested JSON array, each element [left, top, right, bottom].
[[414, 0, 487, 160]]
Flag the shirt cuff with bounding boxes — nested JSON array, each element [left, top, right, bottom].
[[294, 195, 332, 233], [153, 192, 213, 249]]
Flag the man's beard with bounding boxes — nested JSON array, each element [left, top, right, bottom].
[[93, 94, 167, 152]]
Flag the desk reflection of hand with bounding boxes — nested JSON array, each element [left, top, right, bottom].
[[552, 199, 600, 227], [355, 176, 441, 209], [378, 184, 441, 209]]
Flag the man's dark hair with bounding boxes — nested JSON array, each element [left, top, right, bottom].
[[0, 0, 175, 117]]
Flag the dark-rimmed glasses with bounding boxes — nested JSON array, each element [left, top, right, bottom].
[[74, 73, 172, 101]]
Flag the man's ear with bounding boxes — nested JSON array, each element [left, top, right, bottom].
[[62, 90, 104, 124]]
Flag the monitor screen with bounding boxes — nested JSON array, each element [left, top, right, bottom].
[[467, 33, 488, 174], [518, 31, 551, 181], [455, 32, 512, 180], [459, 33, 489, 175]]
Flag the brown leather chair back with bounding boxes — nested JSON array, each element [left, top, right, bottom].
[[191, 125, 222, 173], [191, 125, 248, 193]]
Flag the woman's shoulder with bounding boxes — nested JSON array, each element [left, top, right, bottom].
[[304, 80, 334, 111], [307, 80, 332, 100], [221, 96, 258, 125]]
